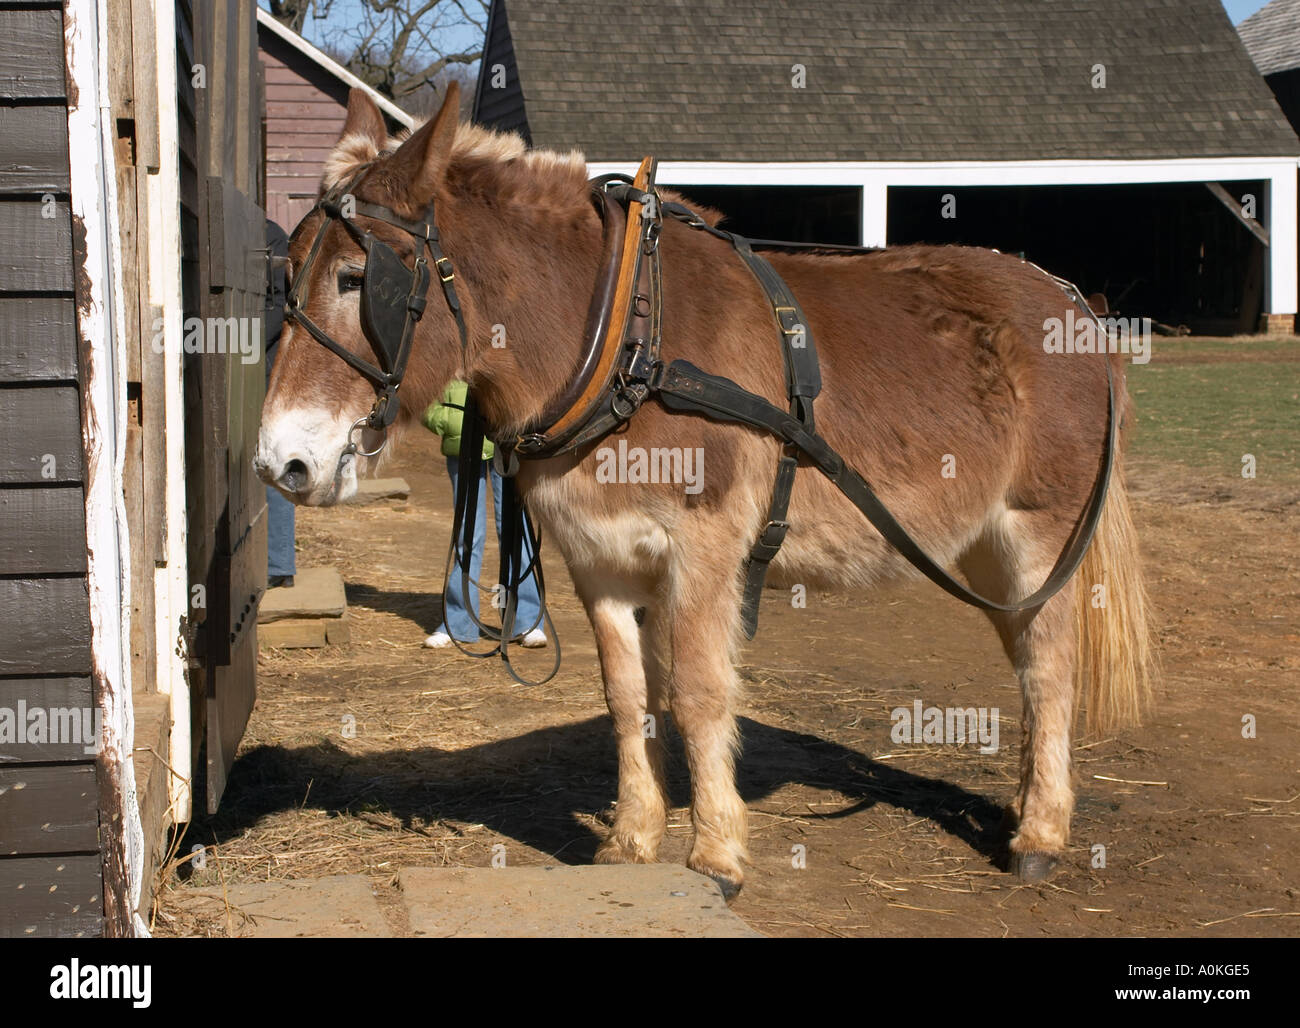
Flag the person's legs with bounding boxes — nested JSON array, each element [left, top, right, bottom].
[[435, 456, 489, 642], [266, 486, 296, 583]]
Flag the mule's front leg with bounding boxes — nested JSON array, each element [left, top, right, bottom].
[[666, 569, 749, 899], [576, 577, 668, 864]]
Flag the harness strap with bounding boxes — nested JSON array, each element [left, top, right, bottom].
[[740, 454, 797, 638], [655, 350, 1117, 616], [655, 203, 822, 633]]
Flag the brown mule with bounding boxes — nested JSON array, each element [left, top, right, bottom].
[[256, 85, 1152, 896]]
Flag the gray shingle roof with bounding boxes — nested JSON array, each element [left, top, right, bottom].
[[1239, 0, 1300, 76], [477, 0, 1300, 161]]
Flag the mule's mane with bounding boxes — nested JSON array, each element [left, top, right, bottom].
[[322, 120, 592, 220]]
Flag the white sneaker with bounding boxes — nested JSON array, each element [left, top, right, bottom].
[[519, 628, 547, 648], [423, 630, 453, 648]]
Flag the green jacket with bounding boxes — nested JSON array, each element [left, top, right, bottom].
[[421, 381, 493, 460]]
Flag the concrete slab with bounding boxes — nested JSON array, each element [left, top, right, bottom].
[[188, 875, 391, 938], [258, 566, 346, 623], [346, 477, 411, 504], [398, 865, 763, 938]]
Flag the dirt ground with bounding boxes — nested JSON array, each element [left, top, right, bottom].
[[157, 358, 1299, 938]]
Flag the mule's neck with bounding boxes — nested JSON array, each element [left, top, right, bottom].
[[445, 190, 606, 439]]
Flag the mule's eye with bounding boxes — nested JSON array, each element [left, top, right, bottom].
[[337, 268, 364, 293]]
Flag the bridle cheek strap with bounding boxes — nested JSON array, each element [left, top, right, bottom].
[[285, 176, 469, 449]]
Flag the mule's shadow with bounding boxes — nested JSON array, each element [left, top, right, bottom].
[[344, 583, 444, 635], [202, 715, 1008, 868]]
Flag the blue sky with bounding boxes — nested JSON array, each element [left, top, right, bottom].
[[1224, 0, 1271, 21]]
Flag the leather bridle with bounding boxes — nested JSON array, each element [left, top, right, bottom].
[[285, 169, 468, 458]]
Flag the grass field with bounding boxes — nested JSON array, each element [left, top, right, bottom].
[[1126, 336, 1299, 480]]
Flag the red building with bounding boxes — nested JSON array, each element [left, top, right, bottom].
[[257, 8, 412, 231]]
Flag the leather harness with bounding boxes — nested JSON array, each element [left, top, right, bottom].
[[284, 157, 1116, 683]]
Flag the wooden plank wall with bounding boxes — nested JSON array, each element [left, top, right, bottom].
[[187, 0, 267, 814], [0, 0, 105, 938]]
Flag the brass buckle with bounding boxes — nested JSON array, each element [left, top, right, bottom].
[[435, 257, 455, 283]]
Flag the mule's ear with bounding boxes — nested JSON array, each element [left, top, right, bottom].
[[393, 82, 460, 199], [341, 88, 387, 149]]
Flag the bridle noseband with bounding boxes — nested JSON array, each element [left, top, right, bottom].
[[285, 169, 468, 457]]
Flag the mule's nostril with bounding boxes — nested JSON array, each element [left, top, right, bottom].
[[279, 458, 310, 494]]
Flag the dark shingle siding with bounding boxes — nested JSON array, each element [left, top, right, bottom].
[[475, 0, 531, 142], [485, 0, 1300, 161], [1239, 0, 1300, 76]]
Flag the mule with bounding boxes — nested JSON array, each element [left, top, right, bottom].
[[256, 84, 1152, 896]]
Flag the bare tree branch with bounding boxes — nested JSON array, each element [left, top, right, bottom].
[[295, 0, 487, 114]]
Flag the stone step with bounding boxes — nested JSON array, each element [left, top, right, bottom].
[[258, 566, 346, 623], [187, 875, 390, 938], [258, 566, 349, 650], [397, 865, 762, 938]]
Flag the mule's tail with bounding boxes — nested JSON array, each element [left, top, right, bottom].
[[1073, 460, 1155, 734]]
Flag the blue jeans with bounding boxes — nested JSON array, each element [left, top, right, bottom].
[[267, 486, 296, 577], [265, 350, 295, 578], [440, 456, 542, 641]]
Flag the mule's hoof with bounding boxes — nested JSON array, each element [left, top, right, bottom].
[[708, 873, 743, 903], [1009, 851, 1059, 882]]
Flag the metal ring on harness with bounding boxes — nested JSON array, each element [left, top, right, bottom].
[[347, 415, 388, 458]]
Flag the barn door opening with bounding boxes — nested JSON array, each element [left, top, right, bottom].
[[663, 184, 863, 245], [887, 181, 1268, 335]]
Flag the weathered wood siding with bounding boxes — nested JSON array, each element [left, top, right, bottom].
[[0, 0, 105, 938]]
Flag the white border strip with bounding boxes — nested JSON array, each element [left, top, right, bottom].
[[153, 0, 191, 826], [66, 0, 147, 937]]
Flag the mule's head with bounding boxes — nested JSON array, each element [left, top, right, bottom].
[[255, 85, 468, 505]]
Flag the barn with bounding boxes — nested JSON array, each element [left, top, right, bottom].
[[475, 0, 1300, 335], [1, 0, 272, 937]]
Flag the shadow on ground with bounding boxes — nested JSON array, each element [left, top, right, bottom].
[[195, 716, 1007, 869]]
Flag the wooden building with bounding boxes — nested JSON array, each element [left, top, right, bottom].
[[478, 0, 1300, 334], [0, 0, 271, 937], [257, 8, 412, 232]]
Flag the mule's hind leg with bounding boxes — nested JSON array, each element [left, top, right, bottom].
[[574, 572, 668, 864], [960, 517, 1079, 881]]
